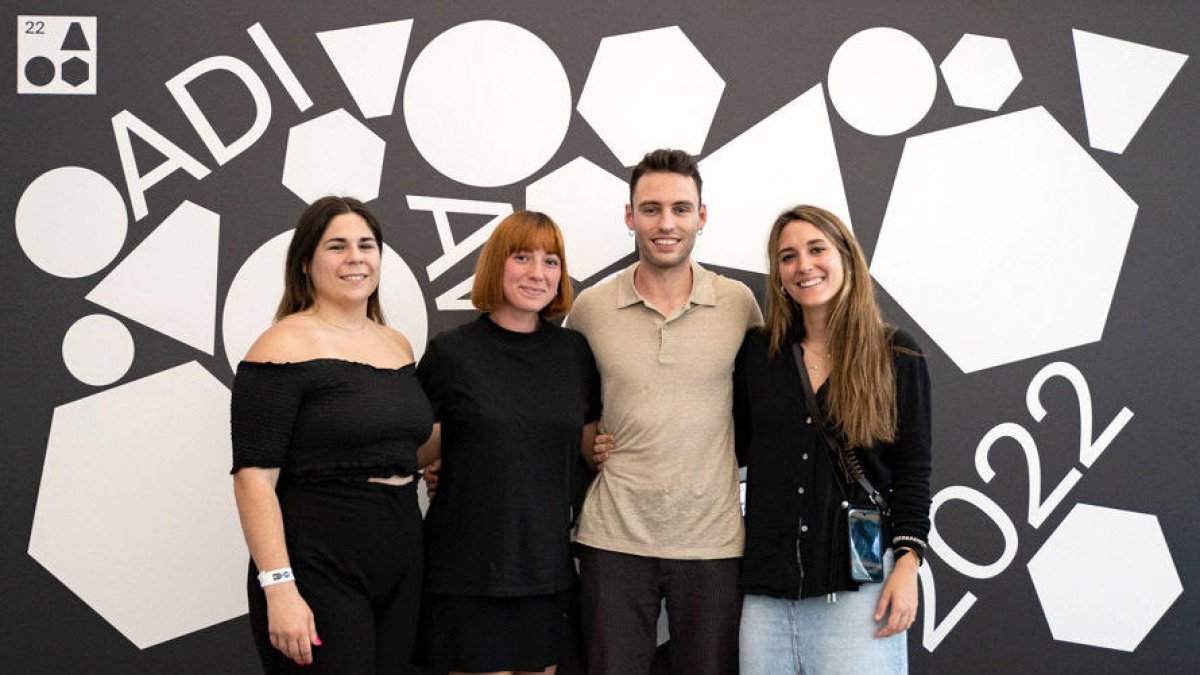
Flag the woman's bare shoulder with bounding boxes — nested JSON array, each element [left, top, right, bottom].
[[243, 314, 320, 363]]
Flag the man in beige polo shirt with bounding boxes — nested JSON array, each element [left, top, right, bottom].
[[568, 149, 762, 674]]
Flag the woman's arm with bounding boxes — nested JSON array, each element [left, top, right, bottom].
[[233, 468, 320, 665], [417, 422, 442, 468]]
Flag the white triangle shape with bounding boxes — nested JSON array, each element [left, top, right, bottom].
[[1073, 29, 1188, 154], [694, 84, 851, 274], [86, 201, 219, 354], [318, 19, 414, 119]]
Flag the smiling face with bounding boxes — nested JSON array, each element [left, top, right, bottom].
[[626, 171, 707, 271], [777, 219, 846, 314], [500, 248, 561, 316], [306, 212, 380, 308]]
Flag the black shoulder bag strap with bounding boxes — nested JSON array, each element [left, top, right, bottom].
[[791, 342, 889, 514]]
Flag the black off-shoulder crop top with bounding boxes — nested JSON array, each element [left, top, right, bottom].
[[230, 359, 434, 482]]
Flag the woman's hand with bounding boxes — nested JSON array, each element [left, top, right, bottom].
[[423, 458, 441, 499], [874, 553, 920, 638], [587, 433, 616, 470], [266, 582, 321, 665]]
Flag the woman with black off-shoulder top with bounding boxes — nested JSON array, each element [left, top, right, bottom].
[[231, 196, 435, 673]]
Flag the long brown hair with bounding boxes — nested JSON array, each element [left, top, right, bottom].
[[765, 205, 896, 447], [275, 196, 386, 324], [471, 210, 574, 317]]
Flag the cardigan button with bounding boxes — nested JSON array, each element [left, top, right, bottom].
[[802, 453, 809, 461], [797, 487, 805, 495], [805, 416, 812, 424], [800, 525, 809, 533]]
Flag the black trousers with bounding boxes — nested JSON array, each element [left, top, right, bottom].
[[578, 545, 741, 675], [247, 480, 423, 674]]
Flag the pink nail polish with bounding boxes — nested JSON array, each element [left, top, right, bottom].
[[314, 636, 323, 646]]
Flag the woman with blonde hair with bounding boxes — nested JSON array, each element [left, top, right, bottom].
[[735, 205, 932, 674], [415, 210, 601, 675]]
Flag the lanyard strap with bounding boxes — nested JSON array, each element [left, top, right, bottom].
[[790, 342, 889, 513]]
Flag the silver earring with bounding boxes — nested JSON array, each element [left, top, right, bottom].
[[627, 230, 634, 237], [697, 229, 705, 236]]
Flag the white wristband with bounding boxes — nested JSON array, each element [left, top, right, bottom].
[[257, 567, 295, 588]]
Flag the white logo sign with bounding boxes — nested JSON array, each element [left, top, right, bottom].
[[17, 15, 97, 94]]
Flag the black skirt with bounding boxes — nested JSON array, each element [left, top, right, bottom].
[[416, 588, 578, 673]]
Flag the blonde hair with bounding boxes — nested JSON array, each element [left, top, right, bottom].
[[765, 205, 897, 447]]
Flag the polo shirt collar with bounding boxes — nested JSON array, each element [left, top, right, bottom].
[[615, 259, 718, 309]]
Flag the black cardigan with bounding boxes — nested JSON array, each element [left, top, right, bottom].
[[734, 326, 932, 599]]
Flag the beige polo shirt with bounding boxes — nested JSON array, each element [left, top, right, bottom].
[[567, 260, 763, 559]]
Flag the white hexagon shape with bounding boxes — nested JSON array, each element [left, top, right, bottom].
[[28, 362, 247, 648], [940, 34, 1022, 111], [526, 157, 631, 281], [578, 26, 725, 166], [282, 108, 386, 203], [871, 107, 1137, 373], [1028, 504, 1181, 651]]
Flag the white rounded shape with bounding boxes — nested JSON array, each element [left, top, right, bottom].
[[62, 314, 135, 386], [828, 27, 937, 136], [16, 167, 128, 278], [403, 20, 571, 186], [222, 232, 429, 373]]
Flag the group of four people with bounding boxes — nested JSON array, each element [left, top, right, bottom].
[[230, 149, 932, 674]]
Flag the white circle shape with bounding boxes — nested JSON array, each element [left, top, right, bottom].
[[222, 232, 429, 373], [403, 20, 571, 187], [62, 314, 135, 386], [828, 27, 937, 136], [16, 167, 128, 278]]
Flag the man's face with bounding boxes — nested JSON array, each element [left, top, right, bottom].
[[625, 171, 707, 271]]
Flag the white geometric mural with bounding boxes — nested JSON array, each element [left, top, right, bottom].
[[828, 27, 938, 136], [317, 19, 413, 119], [61, 314, 135, 386], [940, 34, 1022, 111], [281, 108, 387, 203], [578, 26, 725, 166], [15, 166, 128, 278], [1072, 29, 1188, 154], [871, 106, 1137, 373], [85, 201, 220, 355], [1028, 504, 1181, 651], [28, 362, 247, 648], [694, 84, 851, 274]]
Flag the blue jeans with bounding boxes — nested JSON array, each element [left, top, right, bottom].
[[739, 562, 907, 675]]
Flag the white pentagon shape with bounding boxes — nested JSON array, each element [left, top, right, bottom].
[[578, 26, 725, 166], [28, 362, 247, 648], [940, 34, 1022, 111], [526, 157, 631, 281], [871, 107, 1137, 373], [282, 108, 386, 203], [1027, 504, 1181, 651]]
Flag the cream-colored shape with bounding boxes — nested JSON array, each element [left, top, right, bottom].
[[940, 34, 1022, 111], [281, 109, 387, 203], [222, 232, 428, 372], [317, 19, 414, 119], [828, 27, 937, 136], [577, 26, 725, 166], [1073, 29, 1188, 154], [85, 201, 219, 354], [61, 314, 134, 386], [28, 362, 246, 648], [16, 166, 127, 278], [403, 20, 570, 186], [694, 84, 851, 274]]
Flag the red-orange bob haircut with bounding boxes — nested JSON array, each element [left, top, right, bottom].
[[471, 210, 574, 317]]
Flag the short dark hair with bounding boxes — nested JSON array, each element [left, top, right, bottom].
[[275, 196, 386, 324], [629, 149, 702, 203], [471, 210, 574, 317]]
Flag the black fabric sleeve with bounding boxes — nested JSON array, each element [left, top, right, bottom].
[[416, 338, 449, 421], [885, 330, 933, 548], [578, 332, 602, 424], [733, 330, 755, 468], [230, 363, 305, 473]]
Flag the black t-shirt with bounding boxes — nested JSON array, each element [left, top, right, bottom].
[[418, 314, 601, 596], [230, 359, 434, 482]]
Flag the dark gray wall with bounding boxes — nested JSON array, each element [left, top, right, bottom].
[[2, 1, 1196, 672]]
